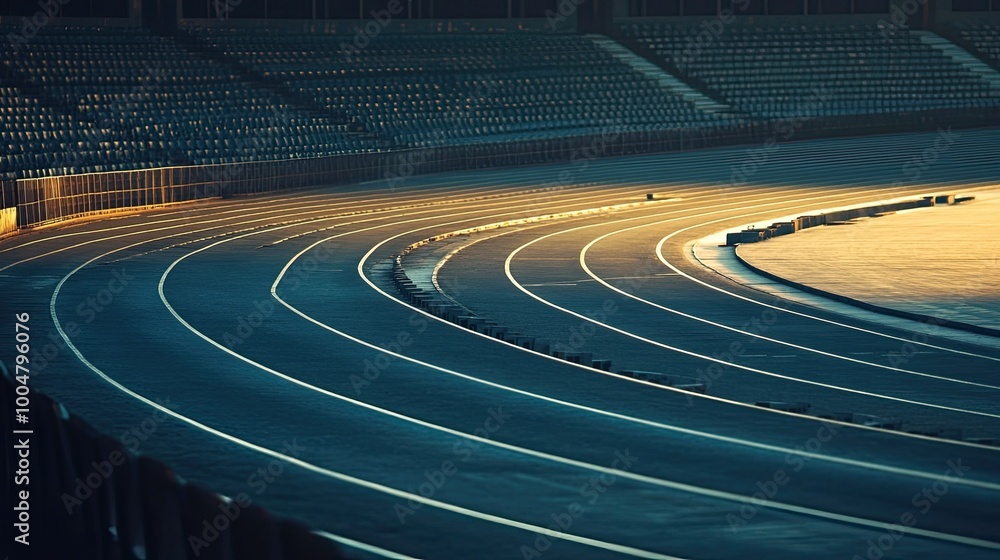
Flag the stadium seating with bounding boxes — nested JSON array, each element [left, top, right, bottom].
[[956, 24, 1000, 68], [187, 29, 737, 148], [621, 22, 1000, 118], [0, 25, 378, 179], [1, 22, 996, 180]]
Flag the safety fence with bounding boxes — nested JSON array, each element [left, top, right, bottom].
[[1, 177, 15, 236], [1, 107, 997, 236], [1, 367, 349, 560], [7, 153, 385, 231]]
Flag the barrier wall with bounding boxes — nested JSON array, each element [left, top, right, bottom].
[[1, 179, 16, 236], [0, 368, 348, 560], [10, 152, 387, 229], [1, 107, 996, 236]]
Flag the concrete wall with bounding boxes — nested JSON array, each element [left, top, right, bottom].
[[615, 13, 890, 27], [935, 0, 1000, 24], [177, 16, 569, 33]]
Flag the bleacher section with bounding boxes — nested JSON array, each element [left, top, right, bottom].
[[621, 22, 1000, 118], [1, 23, 998, 181], [0, 26, 378, 179], [956, 24, 1000, 69], [187, 30, 737, 148], [0, 84, 131, 179]]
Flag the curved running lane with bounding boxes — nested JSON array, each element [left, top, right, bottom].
[[3, 130, 999, 559]]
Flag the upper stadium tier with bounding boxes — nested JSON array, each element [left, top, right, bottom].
[[186, 29, 739, 148], [953, 23, 1000, 69], [619, 21, 1000, 118], [1, 21, 998, 180], [0, 25, 380, 179]]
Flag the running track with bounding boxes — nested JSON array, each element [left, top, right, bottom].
[[2, 129, 999, 559]]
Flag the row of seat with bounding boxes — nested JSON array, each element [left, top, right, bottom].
[[958, 24, 1000, 67], [623, 21, 1000, 118], [191, 29, 736, 149], [1, 24, 994, 179], [0, 25, 374, 178]]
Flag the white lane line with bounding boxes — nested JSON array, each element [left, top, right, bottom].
[[35, 176, 1000, 540], [160, 223, 1000, 552], [4, 129, 979, 256], [32, 161, 1000, 555], [315, 531, 422, 560], [0, 144, 687, 255], [0, 182, 565, 271], [0, 168, 566, 254], [575, 190, 1000, 384], [346, 193, 1000, 465], [51, 289, 682, 560], [43, 185, 778, 557], [653, 192, 1000, 362], [523, 185, 1000, 395], [167, 184, 968, 553], [239, 214, 1000, 549], [367, 186, 1000, 449], [11, 127, 996, 256], [21, 136, 1000, 540], [510, 223, 1000, 420], [446, 183, 1000, 398], [522, 274, 679, 287], [50, 202, 692, 560], [1, 172, 651, 273]]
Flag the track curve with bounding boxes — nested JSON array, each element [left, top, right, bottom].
[[4, 130, 1000, 559]]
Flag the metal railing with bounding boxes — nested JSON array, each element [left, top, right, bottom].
[[2, 107, 998, 236]]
